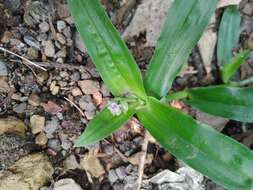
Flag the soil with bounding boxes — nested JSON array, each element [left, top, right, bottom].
[[0, 0, 253, 190]]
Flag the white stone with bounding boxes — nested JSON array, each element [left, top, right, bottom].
[[43, 40, 55, 58], [123, 0, 172, 47], [53, 179, 83, 190], [57, 20, 66, 32]]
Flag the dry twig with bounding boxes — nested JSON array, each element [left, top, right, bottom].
[[64, 97, 85, 117], [135, 130, 150, 190], [48, 1, 58, 42], [0, 46, 47, 71], [103, 139, 130, 163], [35, 62, 81, 70]]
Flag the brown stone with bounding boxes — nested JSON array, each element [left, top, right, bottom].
[[35, 132, 48, 146], [41, 101, 62, 114], [248, 32, 253, 50], [92, 92, 103, 106], [42, 40, 55, 58], [37, 71, 49, 84], [0, 77, 10, 92], [30, 115, 45, 135], [11, 93, 21, 101], [0, 117, 26, 136], [80, 152, 105, 178], [128, 152, 153, 166], [28, 94, 41, 107], [71, 87, 82, 97], [1, 31, 12, 43], [50, 81, 60, 95], [0, 153, 53, 190], [78, 80, 100, 95]]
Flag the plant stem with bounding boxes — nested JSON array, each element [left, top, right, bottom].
[[229, 76, 253, 87], [162, 90, 188, 103]]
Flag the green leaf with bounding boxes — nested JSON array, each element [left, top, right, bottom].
[[185, 85, 253, 122], [138, 97, 253, 190], [221, 50, 251, 83], [68, 0, 146, 99], [144, 0, 217, 98], [217, 6, 241, 66], [75, 105, 136, 147]]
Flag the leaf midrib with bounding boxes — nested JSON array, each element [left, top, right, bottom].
[[80, 1, 138, 96]]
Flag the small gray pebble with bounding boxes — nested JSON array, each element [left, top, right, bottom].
[[24, 35, 40, 50], [39, 22, 49, 33], [48, 139, 61, 152], [57, 20, 66, 32], [108, 170, 119, 184], [0, 60, 8, 76], [4, 0, 20, 12]]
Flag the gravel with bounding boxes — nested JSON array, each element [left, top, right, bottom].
[[78, 80, 100, 95], [23, 35, 40, 50], [0, 60, 8, 76], [13, 102, 27, 113], [24, 1, 48, 26], [57, 20, 67, 32], [108, 169, 119, 184], [53, 178, 83, 190], [115, 166, 127, 180], [43, 40, 55, 58], [78, 95, 96, 112], [4, 0, 20, 12], [44, 117, 59, 138], [48, 139, 62, 152], [30, 115, 45, 135], [39, 22, 50, 33], [35, 132, 48, 146]]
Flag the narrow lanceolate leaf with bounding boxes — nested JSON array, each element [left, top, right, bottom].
[[75, 105, 136, 147], [144, 0, 217, 98], [68, 0, 146, 99], [221, 50, 251, 83], [138, 97, 253, 190], [217, 6, 241, 66], [185, 85, 253, 122]]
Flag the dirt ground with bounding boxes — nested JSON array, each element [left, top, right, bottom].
[[0, 0, 253, 190]]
